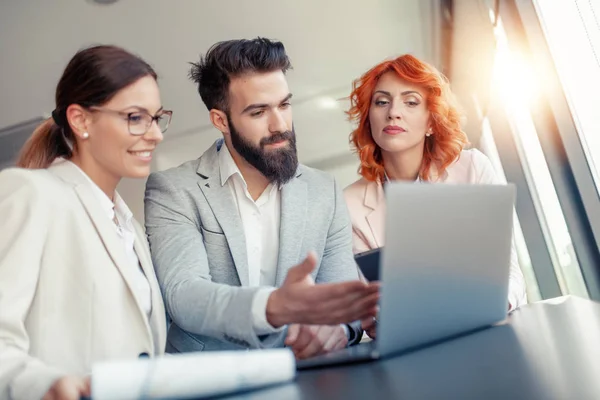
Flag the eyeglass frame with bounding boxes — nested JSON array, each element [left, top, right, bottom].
[[87, 106, 173, 136]]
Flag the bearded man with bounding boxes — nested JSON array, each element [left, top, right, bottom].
[[144, 38, 379, 360]]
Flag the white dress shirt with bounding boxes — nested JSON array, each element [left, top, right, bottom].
[[219, 146, 351, 339], [68, 161, 152, 317], [218, 145, 283, 335]]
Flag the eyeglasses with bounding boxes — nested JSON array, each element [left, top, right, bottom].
[[88, 106, 173, 136]]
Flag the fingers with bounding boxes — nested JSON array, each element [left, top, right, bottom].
[[314, 280, 379, 299], [290, 325, 315, 357], [298, 281, 377, 311], [281, 264, 379, 326], [366, 326, 377, 339], [280, 275, 380, 326], [322, 326, 348, 353], [76, 376, 91, 398], [361, 317, 378, 339], [326, 285, 380, 311], [81, 376, 91, 397], [343, 291, 380, 321], [285, 251, 317, 283], [361, 317, 376, 331], [305, 290, 380, 325], [295, 325, 343, 360], [284, 324, 301, 346], [295, 325, 347, 359], [62, 377, 85, 400], [307, 282, 379, 310], [333, 297, 378, 324], [44, 376, 89, 400]]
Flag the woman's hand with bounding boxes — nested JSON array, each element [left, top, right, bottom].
[[43, 376, 90, 400]]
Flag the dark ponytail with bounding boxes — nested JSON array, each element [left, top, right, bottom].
[[16, 44, 157, 169], [17, 119, 72, 169]]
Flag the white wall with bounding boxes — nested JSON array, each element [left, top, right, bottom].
[[323, 163, 361, 190], [0, 0, 440, 218]]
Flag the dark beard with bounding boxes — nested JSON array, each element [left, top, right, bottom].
[[227, 115, 298, 186]]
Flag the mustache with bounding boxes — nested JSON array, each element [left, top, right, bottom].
[[260, 131, 295, 147]]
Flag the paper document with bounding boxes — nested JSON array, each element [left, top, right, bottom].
[[91, 348, 296, 399]]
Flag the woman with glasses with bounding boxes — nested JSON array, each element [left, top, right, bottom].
[[0, 45, 172, 400], [344, 54, 527, 337]]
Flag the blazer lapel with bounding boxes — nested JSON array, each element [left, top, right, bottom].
[[49, 160, 155, 331], [133, 227, 167, 353], [73, 185, 152, 322], [196, 141, 249, 286], [275, 171, 307, 286], [364, 180, 386, 248]]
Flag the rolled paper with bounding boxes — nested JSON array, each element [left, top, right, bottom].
[[91, 349, 296, 399]]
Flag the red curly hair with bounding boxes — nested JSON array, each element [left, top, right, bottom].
[[348, 54, 469, 182]]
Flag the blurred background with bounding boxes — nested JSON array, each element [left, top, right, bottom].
[[2, 0, 600, 306]]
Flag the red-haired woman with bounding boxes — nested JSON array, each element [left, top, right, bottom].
[[344, 55, 527, 330]]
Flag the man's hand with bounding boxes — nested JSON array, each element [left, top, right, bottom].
[[285, 324, 348, 359], [266, 251, 379, 327], [43, 376, 90, 400], [361, 317, 377, 339]]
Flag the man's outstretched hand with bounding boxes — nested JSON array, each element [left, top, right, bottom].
[[267, 251, 379, 327]]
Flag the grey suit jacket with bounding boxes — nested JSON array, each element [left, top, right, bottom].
[[144, 139, 362, 352]]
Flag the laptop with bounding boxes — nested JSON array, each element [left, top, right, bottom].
[[296, 182, 515, 369]]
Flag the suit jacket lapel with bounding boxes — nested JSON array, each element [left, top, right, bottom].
[[364, 180, 385, 248], [133, 225, 167, 353], [74, 185, 151, 318], [275, 171, 307, 286], [49, 160, 154, 343], [196, 141, 249, 286]]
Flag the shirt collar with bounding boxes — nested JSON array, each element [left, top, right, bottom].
[[218, 143, 280, 193], [219, 142, 243, 187], [113, 191, 133, 227], [384, 171, 421, 183], [66, 160, 133, 226]]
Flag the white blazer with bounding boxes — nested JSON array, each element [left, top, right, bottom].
[[344, 149, 528, 310], [0, 160, 167, 400]]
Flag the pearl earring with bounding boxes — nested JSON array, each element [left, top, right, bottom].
[[82, 132, 89, 139], [425, 130, 432, 137]]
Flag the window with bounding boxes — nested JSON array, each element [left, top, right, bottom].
[[488, 16, 589, 298], [480, 117, 542, 302], [534, 0, 600, 196]]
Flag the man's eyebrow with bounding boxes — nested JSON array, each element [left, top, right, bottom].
[[242, 93, 293, 114]]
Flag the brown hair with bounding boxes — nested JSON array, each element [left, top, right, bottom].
[[189, 37, 292, 113], [17, 45, 157, 169]]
